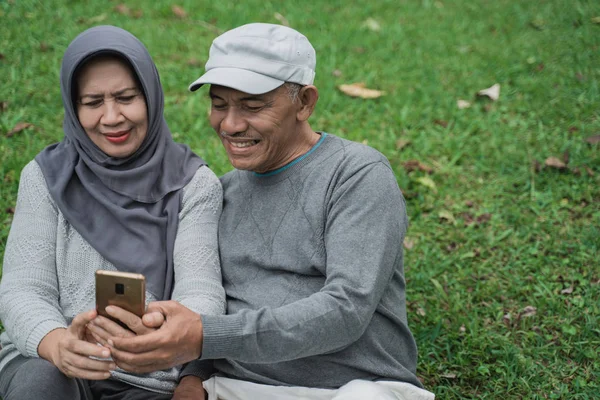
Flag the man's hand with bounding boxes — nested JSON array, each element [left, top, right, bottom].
[[38, 309, 115, 380], [107, 301, 203, 373], [173, 376, 207, 400]]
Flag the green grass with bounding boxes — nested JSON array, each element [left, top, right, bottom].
[[1, 0, 599, 398]]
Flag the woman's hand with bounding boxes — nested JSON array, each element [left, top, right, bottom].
[[87, 306, 165, 346], [38, 309, 115, 380]]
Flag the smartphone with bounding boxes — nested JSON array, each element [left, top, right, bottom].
[[95, 270, 146, 329]]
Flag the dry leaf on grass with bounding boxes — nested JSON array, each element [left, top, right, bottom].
[[477, 83, 500, 101], [591, 16, 600, 24], [416, 176, 437, 193], [403, 160, 433, 173], [416, 307, 426, 316], [545, 157, 567, 169], [520, 306, 537, 318], [172, 5, 187, 18], [0, 101, 7, 113], [434, 119, 448, 128], [274, 12, 289, 27], [585, 135, 600, 145], [338, 83, 384, 99], [560, 286, 574, 295], [395, 139, 411, 151], [332, 69, 342, 77], [87, 14, 107, 23], [403, 238, 415, 250], [362, 18, 381, 32], [457, 99, 471, 109], [114, 4, 130, 15], [6, 122, 34, 137], [438, 210, 456, 225], [6, 207, 15, 214]]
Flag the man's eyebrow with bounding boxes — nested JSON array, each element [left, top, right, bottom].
[[240, 94, 267, 102], [80, 87, 138, 99]]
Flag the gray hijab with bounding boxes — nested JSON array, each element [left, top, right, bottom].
[[35, 25, 205, 300]]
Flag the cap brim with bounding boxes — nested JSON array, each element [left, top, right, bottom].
[[188, 67, 285, 94]]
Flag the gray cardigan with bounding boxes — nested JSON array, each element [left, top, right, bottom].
[[0, 160, 226, 394]]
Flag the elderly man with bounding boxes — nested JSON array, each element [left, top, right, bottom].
[[107, 23, 434, 400]]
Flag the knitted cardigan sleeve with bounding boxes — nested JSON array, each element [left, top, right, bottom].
[[0, 161, 68, 358], [172, 166, 225, 316]]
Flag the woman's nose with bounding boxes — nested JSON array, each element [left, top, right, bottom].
[[100, 101, 126, 126]]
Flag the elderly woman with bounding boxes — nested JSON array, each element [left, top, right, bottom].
[[0, 26, 224, 399]]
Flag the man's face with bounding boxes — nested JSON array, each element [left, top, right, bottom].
[[209, 85, 302, 173]]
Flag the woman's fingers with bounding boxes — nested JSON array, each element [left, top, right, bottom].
[[91, 314, 136, 338], [105, 306, 154, 335]]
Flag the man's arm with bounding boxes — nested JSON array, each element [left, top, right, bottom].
[[109, 162, 407, 371]]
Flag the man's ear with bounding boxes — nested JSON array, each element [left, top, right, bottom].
[[296, 85, 319, 121]]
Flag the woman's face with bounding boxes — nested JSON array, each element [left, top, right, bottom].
[[76, 57, 148, 158]]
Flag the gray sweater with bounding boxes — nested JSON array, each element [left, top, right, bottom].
[[0, 161, 226, 394], [185, 133, 421, 389]]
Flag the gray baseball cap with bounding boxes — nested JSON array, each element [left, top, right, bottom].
[[189, 23, 316, 94]]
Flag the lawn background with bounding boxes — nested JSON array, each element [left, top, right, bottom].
[[1, 0, 599, 398]]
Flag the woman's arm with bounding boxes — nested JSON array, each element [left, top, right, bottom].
[[171, 166, 225, 316], [0, 161, 67, 357]]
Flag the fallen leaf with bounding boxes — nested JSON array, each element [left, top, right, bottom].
[[441, 373, 457, 379], [457, 99, 471, 109], [562, 150, 569, 165], [464, 200, 474, 208], [403, 237, 415, 250], [187, 58, 204, 67], [114, 3, 130, 15], [438, 210, 456, 225], [476, 213, 491, 224], [0, 101, 7, 113], [530, 17, 545, 30], [459, 324, 466, 334], [416, 176, 437, 193], [403, 160, 433, 173], [273, 12, 289, 27], [520, 306, 537, 318], [363, 17, 381, 32], [39, 42, 49, 52], [446, 242, 458, 252], [6, 122, 34, 137], [532, 159, 542, 173], [477, 83, 501, 101], [545, 157, 567, 169], [560, 286, 574, 295], [416, 307, 426, 316], [434, 119, 448, 128], [6, 207, 15, 214], [584, 135, 600, 144], [338, 83, 384, 99], [503, 313, 512, 327], [172, 5, 187, 18], [585, 166, 594, 176], [591, 16, 600, 24], [395, 139, 411, 150], [332, 69, 342, 77], [87, 14, 107, 23]]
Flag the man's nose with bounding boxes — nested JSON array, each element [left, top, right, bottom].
[[220, 107, 247, 135]]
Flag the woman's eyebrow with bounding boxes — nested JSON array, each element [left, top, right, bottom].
[[80, 87, 138, 99]]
